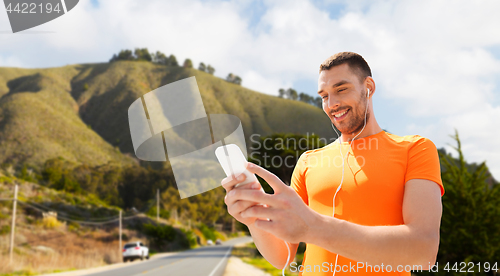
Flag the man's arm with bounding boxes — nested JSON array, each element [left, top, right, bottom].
[[249, 226, 300, 269], [305, 179, 442, 267], [222, 174, 300, 269]]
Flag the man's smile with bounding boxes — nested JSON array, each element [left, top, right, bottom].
[[332, 108, 349, 121]]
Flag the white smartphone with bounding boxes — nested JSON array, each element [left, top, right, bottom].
[[215, 144, 259, 187]]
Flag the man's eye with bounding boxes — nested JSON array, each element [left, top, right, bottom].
[[321, 95, 328, 99], [338, 88, 347, 92]]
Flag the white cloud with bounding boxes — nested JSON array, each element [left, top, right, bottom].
[[0, 55, 24, 67], [241, 70, 291, 95]]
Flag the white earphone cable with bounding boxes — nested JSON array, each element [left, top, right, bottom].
[[330, 89, 370, 276], [282, 241, 290, 276]]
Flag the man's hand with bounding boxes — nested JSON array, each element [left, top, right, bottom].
[[225, 162, 319, 244], [222, 164, 303, 269], [221, 171, 264, 227]]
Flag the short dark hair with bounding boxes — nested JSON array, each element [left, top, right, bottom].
[[319, 52, 372, 83]]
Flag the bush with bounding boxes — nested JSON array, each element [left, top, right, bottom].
[[67, 221, 80, 232], [143, 223, 176, 248], [197, 223, 216, 241], [180, 229, 198, 248], [0, 176, 13, 183], [18, 165, 37, 183], [214, 231, 227, 241], [0, 224, 10, 235], [42, 216, 64, 229], [146, 207, 170, 220]]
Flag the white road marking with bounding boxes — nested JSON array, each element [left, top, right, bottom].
[[207, 246, 233, 276]]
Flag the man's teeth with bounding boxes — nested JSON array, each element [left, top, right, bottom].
[[334, 109, 348, 118]]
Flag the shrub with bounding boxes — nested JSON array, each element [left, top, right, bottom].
[[214, 231, 227, 241], [42, 216, 64, 229], [68, 221, 80, 232], [180, 229, 197, 248], [146, 207, 170, 220], [197, 223, 216, 241], [0, 225, 10, 235], [0, 176, 13, 183], [143, 223, 176, 248]]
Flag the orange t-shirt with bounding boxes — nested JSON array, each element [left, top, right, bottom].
[[290, 131, 444, 276]]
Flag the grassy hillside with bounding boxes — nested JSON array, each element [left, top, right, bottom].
[[0, 61, 334, 170], [0, 66, 136, 169]]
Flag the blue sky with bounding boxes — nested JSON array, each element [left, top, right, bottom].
[[1, 0, 499, 179]]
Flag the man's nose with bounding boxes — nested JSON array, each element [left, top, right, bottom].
[[326, 95, 340, 110]]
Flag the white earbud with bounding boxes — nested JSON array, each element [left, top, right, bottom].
[[367, 89, 370, 97]]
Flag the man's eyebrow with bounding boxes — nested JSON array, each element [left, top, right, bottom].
[[317, 80, 351, 94]]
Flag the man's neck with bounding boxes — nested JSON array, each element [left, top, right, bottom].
[[339, 122, 383, 143]]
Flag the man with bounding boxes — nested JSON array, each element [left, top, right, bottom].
[[222, 52, 444, 275]]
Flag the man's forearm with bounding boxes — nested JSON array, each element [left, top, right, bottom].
[[248, 224, 298, 269], [306, 215, 439, 268]]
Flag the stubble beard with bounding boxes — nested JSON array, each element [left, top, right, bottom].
[[331, 92, 370, 136]]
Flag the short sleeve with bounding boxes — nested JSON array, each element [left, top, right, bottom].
[[290, 151, 309, 205], [405, 137, 444, 196]]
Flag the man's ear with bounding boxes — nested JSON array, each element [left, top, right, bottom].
[[365, 77, 375, 97]]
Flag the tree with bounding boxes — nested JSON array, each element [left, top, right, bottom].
[[169, 55, 178, 66], [206, 65, 215, 75], [278, 88, 320, 108], [233, 75, 242, 85], [417, 131, 500, 275], [314, 96, 322, 108], [183, 58, 193, 68], [299, 92, 308, 102], [278, 88, 285, 98], [110, 49, 134, 62], [287, 88, 298, 100], [134, 48, 152, 61], [198, 62, 206, 72], [152, 51, 168, 65], [226, 73, 242, 85]]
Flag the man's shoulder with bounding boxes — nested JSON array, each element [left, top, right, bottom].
[[298, 132, 437, 156], [384, 132, 435, 147], [299, 142, 337, 157]]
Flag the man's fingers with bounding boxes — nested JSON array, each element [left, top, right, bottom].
[[227, 188, 275, 206], [228, 200, 259, 217], [221, 173, 247, 191], [253, 218, 276, 232], [241, 205, 276, 220], [246, 162, 287, 193]]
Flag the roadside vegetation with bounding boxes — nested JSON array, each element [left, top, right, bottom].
[[0, 172, 234, 275]]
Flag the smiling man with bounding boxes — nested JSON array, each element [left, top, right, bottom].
[[222, 52, 444, 275]]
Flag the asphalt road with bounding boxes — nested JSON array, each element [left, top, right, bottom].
[[86, 236, 252, 276]]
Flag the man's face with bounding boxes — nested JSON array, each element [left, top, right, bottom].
[[318, 63, 369, 135]]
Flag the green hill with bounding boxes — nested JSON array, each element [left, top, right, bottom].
[[0, 66, 136, 169], [0, 61, 334, 170]]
